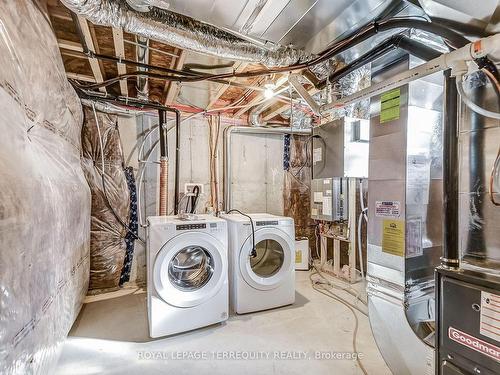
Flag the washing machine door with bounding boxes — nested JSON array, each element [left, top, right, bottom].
[[239, 227, 293, 291], [153, 232, 226, 308]]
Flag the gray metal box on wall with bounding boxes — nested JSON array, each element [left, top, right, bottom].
[[311, 177, 349, 221], [312, 117, 369, 179]]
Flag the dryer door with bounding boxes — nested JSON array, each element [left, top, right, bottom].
[[239, 227, 293, 291], [154, 232, 226, 308]]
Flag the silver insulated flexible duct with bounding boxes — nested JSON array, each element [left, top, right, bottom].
[[60, 0, 310, 67]]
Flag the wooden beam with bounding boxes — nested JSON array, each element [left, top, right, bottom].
[[233, 92, 264, 117], [164, 49, 187, 105], [77, 16, 106, 93], [58, 39, 83, 52], [66, 72, 96, 82], [47, 5, 72, 21], [112, 27, 128, 96], [59, 49, 85, 59], [262, 87, 320, 121], [233, 74, 289, 117], [206, 62, 249, 110]]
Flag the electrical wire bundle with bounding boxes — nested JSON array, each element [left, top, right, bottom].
[[71, 17, 490, 92]]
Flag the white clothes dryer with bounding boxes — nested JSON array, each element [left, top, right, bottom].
[[220, 213, 295, 314]]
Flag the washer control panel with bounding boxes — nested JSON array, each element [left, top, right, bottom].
[[176, 223, 207, 230]]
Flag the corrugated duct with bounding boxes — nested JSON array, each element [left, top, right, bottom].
[[60, 0, 311, 67]]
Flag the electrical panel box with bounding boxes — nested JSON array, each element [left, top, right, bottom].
[[311, 177, 349, 222], [312, 117, 369, 179]]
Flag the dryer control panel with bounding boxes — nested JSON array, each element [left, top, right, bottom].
[[256, 221, 279, 226]]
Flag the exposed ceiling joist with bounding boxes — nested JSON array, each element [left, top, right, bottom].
[[206, 62, 249, 110], [112, 27, 128, 96], [76, 16, 106, 93], [164, 49, 187, 105], [66, 72, 96, 82], [58, 39, 83, 52], [233, 92, 265, 117], [234, 74, 288, 117], [47, 5, 72, 21], [262, 87, 320, 121]]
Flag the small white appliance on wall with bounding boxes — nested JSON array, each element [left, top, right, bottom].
[[221, 213, 295, 314], [146, 215, 228, 337]]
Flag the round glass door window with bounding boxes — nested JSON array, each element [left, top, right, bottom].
[[168, 246, 214, 291], [250, 239, 284, 278]]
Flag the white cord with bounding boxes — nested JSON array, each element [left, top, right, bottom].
[[309, 269, 368, 375], [91, 103, 106, 176], [312, 263, 368, 307], [137, 139, 160, 227], [357, 210, 366, 280], [357, 180, 367, 280], [456, 74, 500, 120]]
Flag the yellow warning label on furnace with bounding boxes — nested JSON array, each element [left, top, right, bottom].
[[295, 250, 302, 264], [380, 88, 401, 123], [382, 219, 405, 256]]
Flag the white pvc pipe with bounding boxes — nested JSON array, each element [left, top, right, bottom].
[[321, 33, 500, 112]]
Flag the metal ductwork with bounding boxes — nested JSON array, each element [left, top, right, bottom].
[[367, 51, 445, 375], [60, 0, 311, 67]]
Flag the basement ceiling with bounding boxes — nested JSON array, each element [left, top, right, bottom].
[[126, 0, 397, 50]]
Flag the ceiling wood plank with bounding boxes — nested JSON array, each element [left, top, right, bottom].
[[262, 87, 320, 121], [233, 74, 289, 117], [47, 5, 72, 21], [164, 49, 187, 105], [206, 62, 249, 110], [58, 39, 83, 52], [233, 92, 265, 117], [66, 72, 96, 82], [112, 27, 128, 96], [77, 16, 106, 93]]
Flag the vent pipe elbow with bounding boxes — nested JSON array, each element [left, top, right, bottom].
[[248, 103, 268, 127]]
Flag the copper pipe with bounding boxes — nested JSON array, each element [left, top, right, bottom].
[[159, 157, 168, 215]]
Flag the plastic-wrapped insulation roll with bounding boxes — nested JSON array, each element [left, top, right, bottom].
[[0, 1, 90, 372], [81, 106, 130, 290]]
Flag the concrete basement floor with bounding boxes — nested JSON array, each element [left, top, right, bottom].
[[55, 271, 391, 375]]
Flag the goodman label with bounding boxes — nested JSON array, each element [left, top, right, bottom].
[[448, 327, 500, 362]]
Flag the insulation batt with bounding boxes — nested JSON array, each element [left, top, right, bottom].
[[81, 107, 130, 291], [0, 1, 90, 374], [284, 135, 316, 253]]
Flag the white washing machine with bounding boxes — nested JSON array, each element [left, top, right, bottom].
[[221, 213, 295, 314], [146, 215, 228, 337]]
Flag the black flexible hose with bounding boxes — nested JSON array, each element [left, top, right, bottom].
[[316, 34, 442, 89], [190, 185, 200, 214], [227, 209, 257, 258], [71, 15, 472, 89]]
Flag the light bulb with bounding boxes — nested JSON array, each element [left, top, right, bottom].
[[264, 87, 275, 99]]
